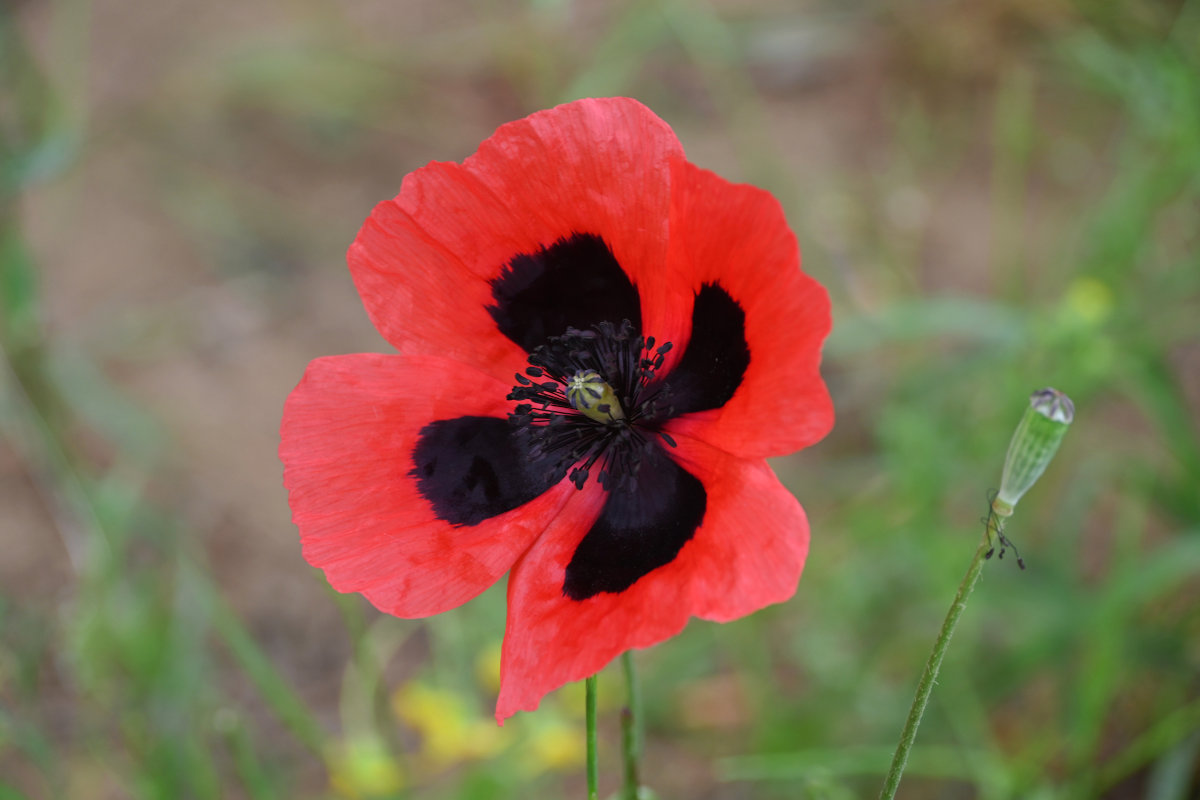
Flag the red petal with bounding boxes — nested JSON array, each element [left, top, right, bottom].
[[494, 434, 807, 722], [280, 354, 573, 617], [349, 98, 688, 381], [662, 162, 834, 458]]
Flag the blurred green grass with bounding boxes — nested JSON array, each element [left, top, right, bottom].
[[2, 0, 1198, 798]]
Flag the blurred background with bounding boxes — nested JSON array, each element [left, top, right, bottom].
[[2, 0, 1199, 798]]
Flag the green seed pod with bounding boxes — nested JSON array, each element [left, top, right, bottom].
[[566, 369, 625, 423], [994, 388, 1074, 516]]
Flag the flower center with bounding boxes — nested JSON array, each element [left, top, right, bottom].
[[565, 370, 625, 422], [508, 320, 675, 491]]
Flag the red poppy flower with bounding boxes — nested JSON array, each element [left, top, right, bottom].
[[280, 97, 833, 723]]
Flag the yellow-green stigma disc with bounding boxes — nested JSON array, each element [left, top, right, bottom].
[[566, 370, 625, 423]]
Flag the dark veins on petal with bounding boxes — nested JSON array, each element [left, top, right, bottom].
[[488, 233, 642, 353], [410, 416, 556, 526], [652, 283, 749, 418], [564, 442, 706, 600]]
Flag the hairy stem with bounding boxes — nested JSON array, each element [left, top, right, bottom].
[[878, 513, 1001, 799], [621, 651, 642, 799], [586, 674, 598, 800]]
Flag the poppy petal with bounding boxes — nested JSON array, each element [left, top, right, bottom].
[[281, 353, 573, 617], [651, 282, 750, 419], [487, 232, 641, 353], [668, 433, 810, 624], [495, 434, 807, 721], [348, 98, 686, 381], [563, 442, 706, 600], [411, 416, 559, 526], [662, 162, 834, 458]]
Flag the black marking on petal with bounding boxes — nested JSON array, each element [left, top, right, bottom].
[[411, 416, 556, 526], [488, 233, 642, 353], [563, 444, 706, 600], [653, 283, 749, 418]]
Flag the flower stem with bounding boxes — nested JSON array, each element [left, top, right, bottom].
[[878, 512, 1002, 800], [621, 651, 642, 799], [586, 674, 598, 800]]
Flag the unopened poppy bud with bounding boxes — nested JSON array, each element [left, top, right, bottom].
[[994, 387, 1074, 516], [566, 370, 625, 423]]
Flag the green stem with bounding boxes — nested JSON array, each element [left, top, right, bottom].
[[586, 674, 598, 800], [878, 514, 1001, 800], [621, 651, 642, 799]]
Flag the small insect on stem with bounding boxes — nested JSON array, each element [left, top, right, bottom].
[[982, 493, 1026, 569]]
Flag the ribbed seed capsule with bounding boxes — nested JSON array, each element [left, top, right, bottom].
[[566, 370, 625, 423], [994, 387, 1074, 516]]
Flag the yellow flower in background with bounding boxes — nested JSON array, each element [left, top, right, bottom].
[[391, 674, 589, 779], [1062, 277, 1113, 326], [393, 682, 507, 769], [474, 641, 503, 693], [517, 716, 584, 776], [1050, 276, 1116, 382], [326, 735, 404, 800]]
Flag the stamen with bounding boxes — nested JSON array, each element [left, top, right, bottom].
[[507, 320, 673, 491]]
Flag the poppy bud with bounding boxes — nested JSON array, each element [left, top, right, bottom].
[[566, 370, 626, 423], [994, 387, 1074, 517]]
